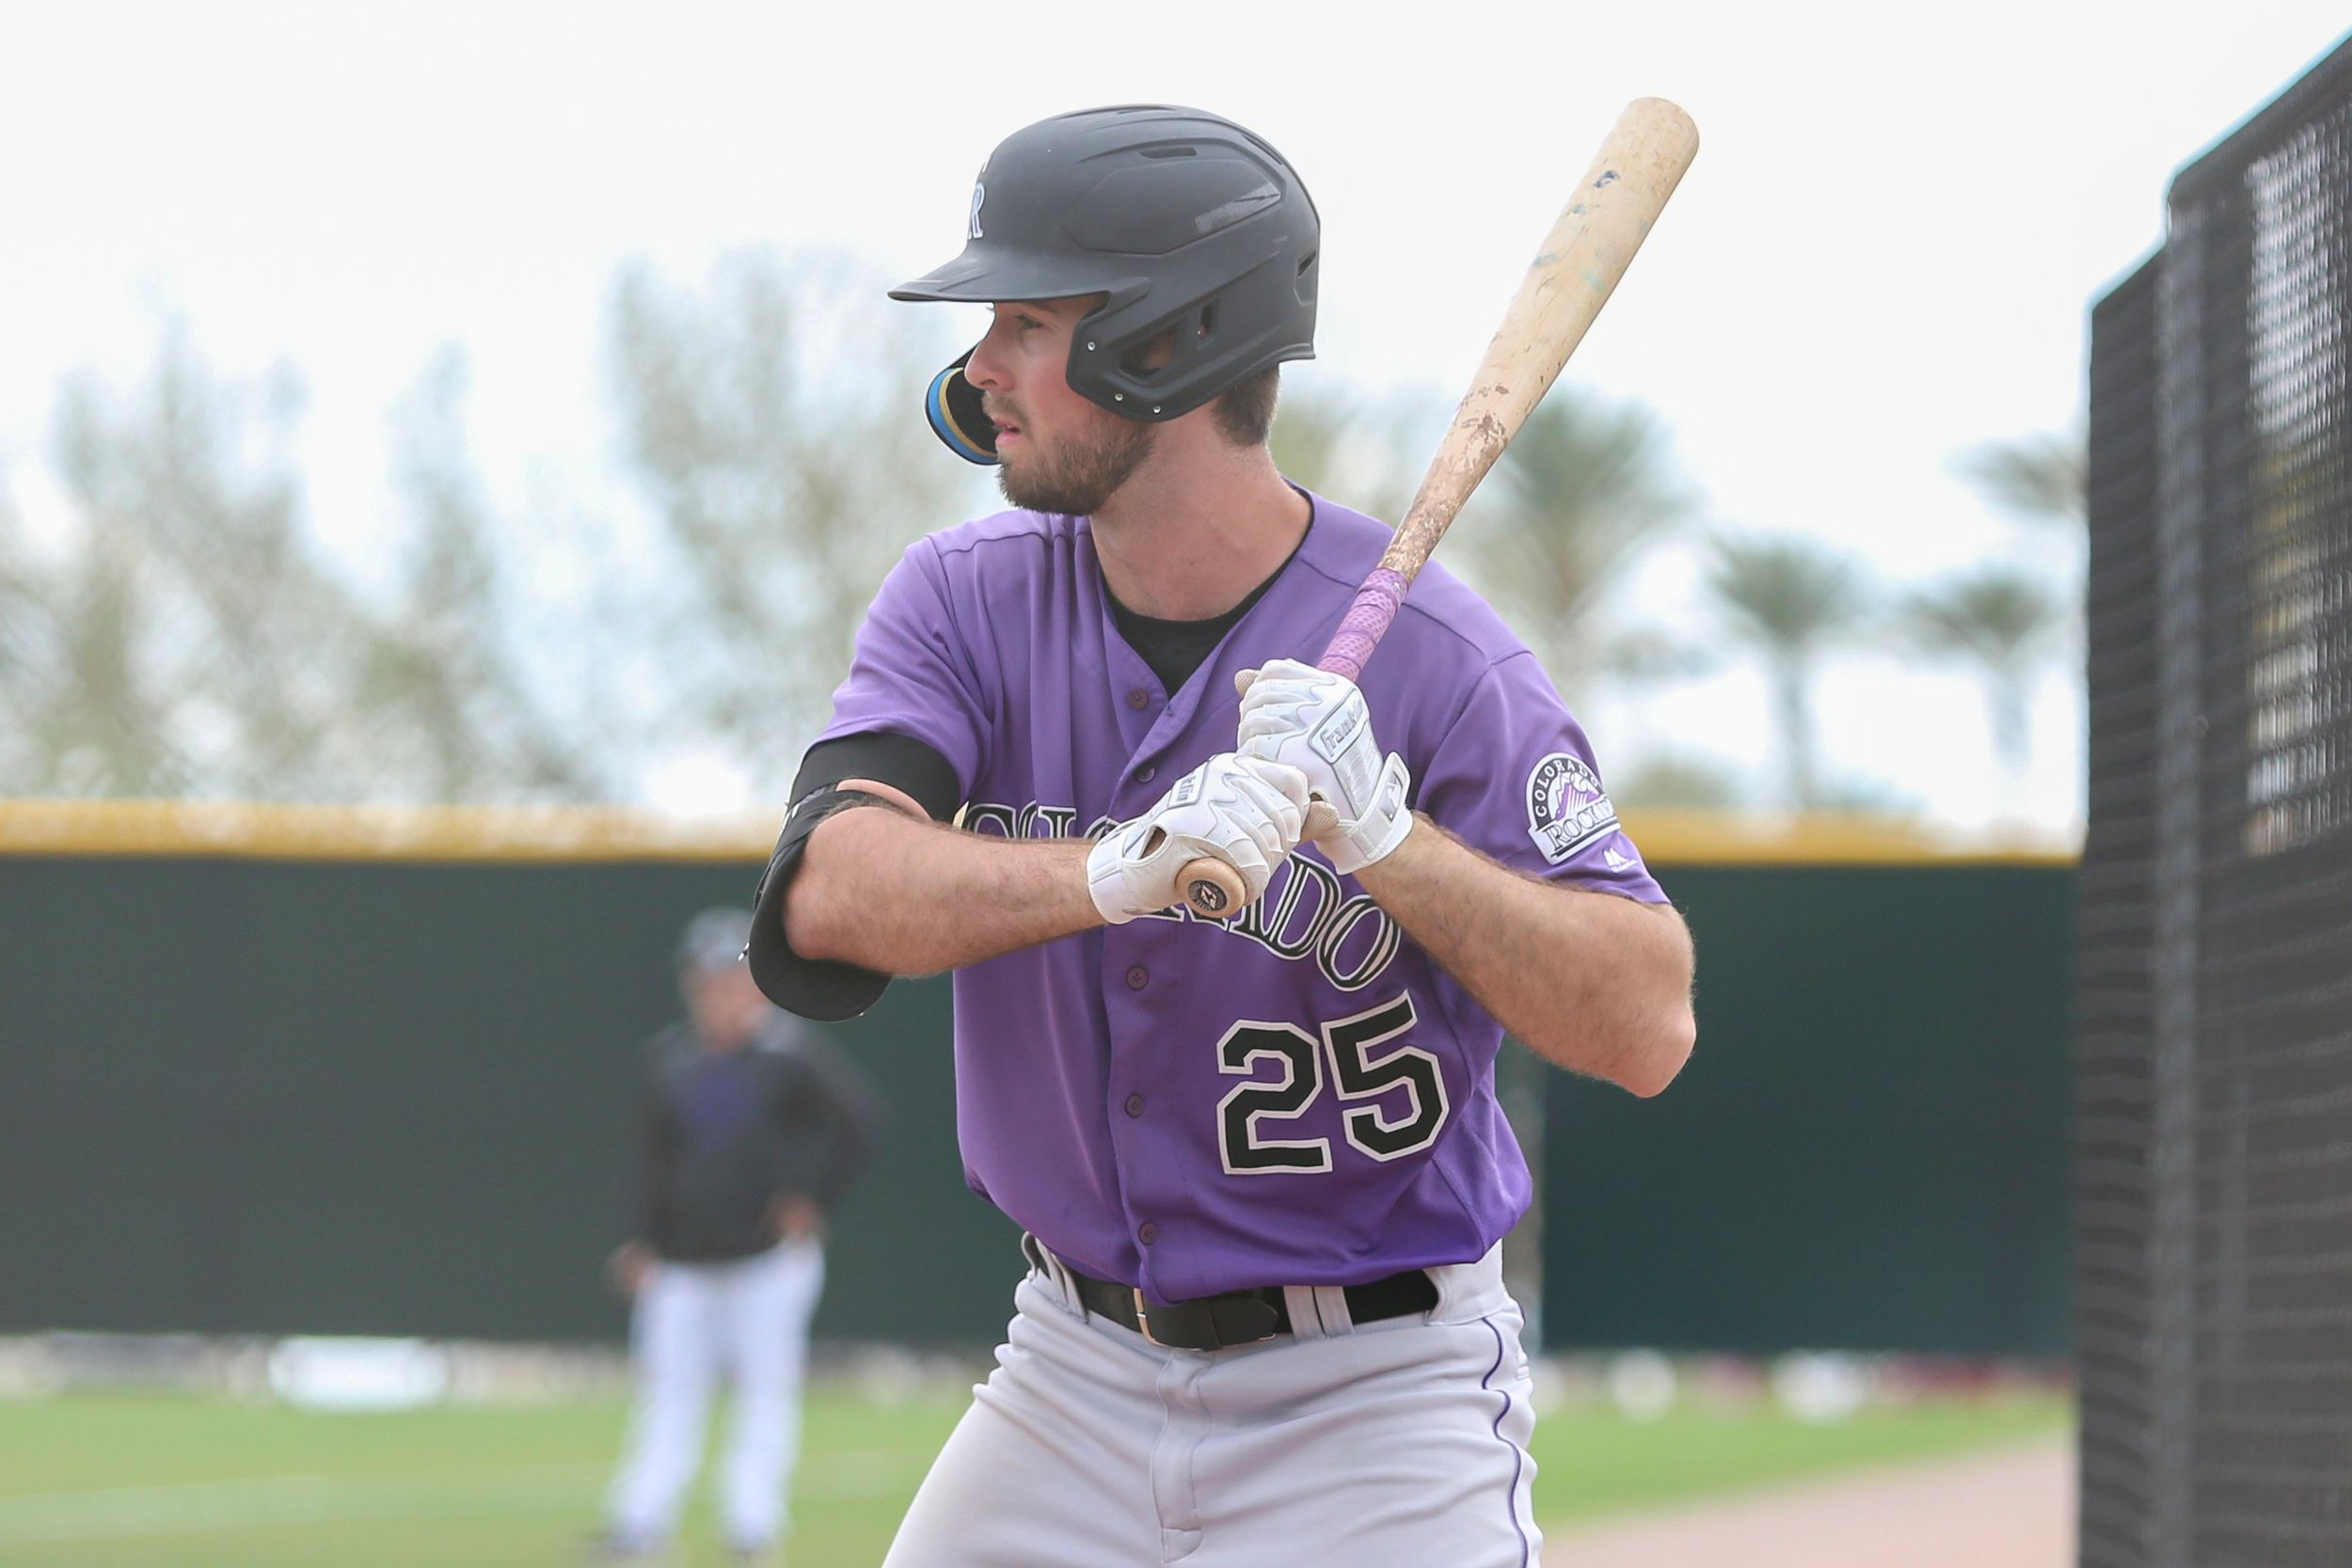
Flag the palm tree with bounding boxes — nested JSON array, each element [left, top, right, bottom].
[[1898, 566, 2068, 816], [1950, 427, 2085, 821], [1954, 431, 2085, 529], [1471, 399, 1693, 697], [1700, 534, 1872, 810], [1274, 390, 1692, 701]]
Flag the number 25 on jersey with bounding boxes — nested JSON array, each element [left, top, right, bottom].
[[1216, 995, 1450, 1175]]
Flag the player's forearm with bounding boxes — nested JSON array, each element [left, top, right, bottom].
[[1356, 819, 1695, 1096], [786, 805, 1101, 974]]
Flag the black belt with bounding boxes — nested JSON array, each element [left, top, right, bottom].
[[1046, 1252, 1438, 1352]]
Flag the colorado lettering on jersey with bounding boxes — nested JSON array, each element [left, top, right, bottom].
[[961, 800, 1402, 990]]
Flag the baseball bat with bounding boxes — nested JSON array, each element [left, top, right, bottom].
[[1180, 97, 1699, 921]]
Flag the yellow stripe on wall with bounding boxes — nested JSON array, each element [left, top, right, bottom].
[[0, 798, 2080, 868], [0, 799, 777, 864], [1620, 809, 2080, 867]]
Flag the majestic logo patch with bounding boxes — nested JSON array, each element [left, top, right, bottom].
[[1526, 752, 1619, 864]]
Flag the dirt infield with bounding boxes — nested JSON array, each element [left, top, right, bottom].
[[1543, 1433, 2074, 1568]]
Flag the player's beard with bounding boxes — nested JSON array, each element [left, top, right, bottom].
[[996, 416, 1159, 516]]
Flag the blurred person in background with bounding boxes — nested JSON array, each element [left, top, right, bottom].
[[592, 907, 879, 1567]]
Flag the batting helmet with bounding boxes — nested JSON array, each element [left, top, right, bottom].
[[892, 104, 1321, 464]]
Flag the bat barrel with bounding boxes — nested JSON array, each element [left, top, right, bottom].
[[1182, 98, 1697, 923], [1320, 97, 1700, 684]]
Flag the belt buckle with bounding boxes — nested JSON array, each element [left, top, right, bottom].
[[1131, 1288, 1164, 1346]]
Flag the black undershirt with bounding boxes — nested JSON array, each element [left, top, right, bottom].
[[1103, 568, 1282, 696]]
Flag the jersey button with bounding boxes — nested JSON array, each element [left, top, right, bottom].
[[1124, 1093, 1146, 1117], [1125, 966, 1149, 990], [1137, 1222, 1159, 1245], [1126, 688, 1152, 709], [1136, 765, 1156, 784]]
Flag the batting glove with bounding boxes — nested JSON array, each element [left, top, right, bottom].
[[1087, 752, 1311, 925], [1235, 658, 1415, 876]]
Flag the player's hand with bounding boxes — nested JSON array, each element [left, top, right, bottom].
[[607, 1241, 657, 1299], [1087, 752, 1311, 924], [771, 1194, 827, 1243], [1234, 659, 1415, 875]]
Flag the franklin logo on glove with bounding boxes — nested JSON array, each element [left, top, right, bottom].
[[1236, 658, 1415, 877]]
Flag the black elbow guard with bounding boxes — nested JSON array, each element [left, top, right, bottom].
[[747, 786, 898, 1022]]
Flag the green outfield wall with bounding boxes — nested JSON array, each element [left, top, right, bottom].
[[0, 802, 2073, 1354], [1540, 861, 2075, 1358]]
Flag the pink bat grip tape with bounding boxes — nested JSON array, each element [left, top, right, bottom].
[[1317, 568, 1409, 683]]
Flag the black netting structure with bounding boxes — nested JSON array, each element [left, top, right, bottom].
[[2080, 33, 2352, 1568]]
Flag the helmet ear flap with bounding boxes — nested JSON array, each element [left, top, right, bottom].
[[925, 348, 999, 465]]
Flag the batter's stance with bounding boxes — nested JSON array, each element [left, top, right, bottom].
[[750, 104, 1696, 1567]]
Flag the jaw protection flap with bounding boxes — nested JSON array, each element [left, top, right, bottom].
[[925, 348, 998, 465]]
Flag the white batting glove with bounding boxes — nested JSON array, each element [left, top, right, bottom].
[[1235, 658, 1415, 876], [1087, 752, 1311, 924]]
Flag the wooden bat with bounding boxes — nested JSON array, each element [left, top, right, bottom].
[[1180, 97, 1700, 920]]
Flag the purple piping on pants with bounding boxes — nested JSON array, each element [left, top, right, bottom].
[[1481, 1315, 1533, 1568]]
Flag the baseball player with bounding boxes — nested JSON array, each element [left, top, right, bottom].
[[595, 908, 877, 1566], [747, 106, 1695, 1566]]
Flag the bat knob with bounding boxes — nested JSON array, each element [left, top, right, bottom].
[[1179, 858, 1248, 921]]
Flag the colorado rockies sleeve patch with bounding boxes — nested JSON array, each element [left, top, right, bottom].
[[1525, 753, 1620, 863]]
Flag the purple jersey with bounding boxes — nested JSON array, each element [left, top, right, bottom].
[[818, 493, 1667, 1300]]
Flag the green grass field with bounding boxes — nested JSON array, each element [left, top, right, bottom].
[[0, 1383, 2068, 1566]]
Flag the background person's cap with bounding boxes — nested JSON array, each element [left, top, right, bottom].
[[675, 907, 755, 974]]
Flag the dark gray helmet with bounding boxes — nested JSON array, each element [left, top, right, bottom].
[[892, 104, 1320, 464]]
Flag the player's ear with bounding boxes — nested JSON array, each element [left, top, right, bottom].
[[1121, 327, 1178, 374]]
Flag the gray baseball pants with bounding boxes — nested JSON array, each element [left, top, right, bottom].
[[882, 1242, 1542, 1567]]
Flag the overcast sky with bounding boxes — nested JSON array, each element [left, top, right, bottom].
[[5, 1, 2348, 832]]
